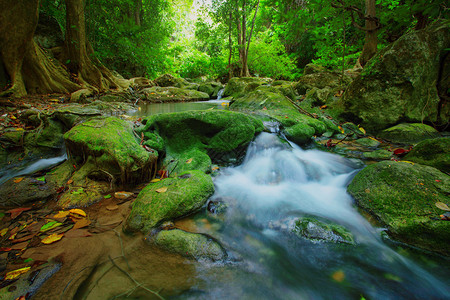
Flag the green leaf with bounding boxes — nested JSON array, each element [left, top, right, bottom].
[[40, 221, 63, 232], [36, 176, 46, 182], [104, 194, 112, 199]]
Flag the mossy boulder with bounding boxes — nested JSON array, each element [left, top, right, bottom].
[[64, 117, 157, 185], [378, 123, 440, 144], [154, 73, 189, 88], [294, 71, 350, 95], [293, 217, 355, 244], [337, 22, 450, 132], [362, 149, 392, 160], [348, 160, 450, 256], [355, 137, 380, 147], [164, 148, 212, 175], [124, 170, 214, 233], [223, 77, 272, 98], [405, 138, 450, 173], [198, 81, 224, 98], [139, 86, 209, 102], [152, 229, 227, 261], [303, 63, 327, 75]]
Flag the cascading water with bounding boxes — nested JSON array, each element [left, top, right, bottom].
[[185, 132, 449, 299]]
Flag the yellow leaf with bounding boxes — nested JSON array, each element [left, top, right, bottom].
[[53, 211, 70, 219], [10, 115, 17, 120], [436, 202, 450, 211], [358, 126, 366, 135], [15, 128, 24, 131], [5, 267, 31, 280], [69, 209, 86, 217], [338, 126, 344, 134], [156, 187, 168, 193], [212, 166, 220, 171], [368, 136, 379, 142], [331, 270, 345, 282], [13, 177, 24, 183], [186, 158, 193, 164], [0, 228, 8, 237], [9, 233, 17, 240], [150, 178, 161, 183], [41, 233, 64, 244], [399, 160, 414, 165]]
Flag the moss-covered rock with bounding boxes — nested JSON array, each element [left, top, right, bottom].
[[198, 81, 224, 97], [64, 117, 157, 185], [378, 123, 440, 144], [293, 217, 355, 244], [337, 22, 450, 132], [124, 170, 214, 233], [164, 148, 212, 175], [139, 86, 209, 102], [284, 123, 315, 145], [303, 63, 327, 75], [405, 138, 450, 173], [152, 229, 227, 261], [355, 137, 380, 147], [0, 176, 57, 206], [362, 149, 392, 160], [223, 77, 272, 98], [294, 71, 351, 95], [348, 160, 450, 256], [154, 73, 189, 88]]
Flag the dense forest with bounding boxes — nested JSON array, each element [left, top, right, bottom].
[[0, 1, 449, 299]]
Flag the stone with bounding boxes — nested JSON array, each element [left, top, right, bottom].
[[124, 170, 214, 233], [405, 137, 450, 173], [70, 89, 94, 103], [0, 176, 57, 206], [348, 160, 450, 256], [378, 123, 440, 144], [198, 81, 224, 97], [362, 149, 392, 160], [139, 86, 209, 102], [336, 22, 450, 132], [223, 77, 272, 98], [154, 74, 189, 88], [293, 217, 355, 244], [355, 137, 380, 147], [152, 229, 227, 261]]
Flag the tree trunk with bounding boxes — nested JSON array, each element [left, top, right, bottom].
[[244, 0, 260, 77], [414, 12, 429, 30], [240, 0, 249, 77], [359, 0, 377, 67], [134, 0, 142, 26], [0, 0, 80, 97], [228, 12, 233, 80], [64, 0, 124, 91]]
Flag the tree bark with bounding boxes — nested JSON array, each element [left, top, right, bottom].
[[228, 12, 233, 80], [64, 0, 124, 91], [0, 0, 80, 97], [244, 0, 260, 77], [359, 0, 377, 67]]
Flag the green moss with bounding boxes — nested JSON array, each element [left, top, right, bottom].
[[139, 86, 209, 102], [294, 217, 354, 244], [153, 229, 226, 261], [124, 170, 214, 233], [348, 161, 450, 256], [164, 148, 212, 175], [405, 138, 450, 173], [223, 77, 272, 97], [363, 149, 392, 160], [355, 138, 380, 147], [379, 123, 439, 144]]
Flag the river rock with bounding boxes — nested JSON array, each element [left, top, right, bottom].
[[223, 77, 272, 98], [337, 22, 450, 132], [198, 81, 223, 97], [0, 176, 57, 206], [64, 117, 157, 185], [139, 86, 209, 102], [154, 73, 190, 88], [124, 170, 214, 233], [348, 160, 450, 256], [405, 137, 450, 173], [378, 123, 440, 144], [293, 217, 355, 244], [151, 229, 227, 261], [294, 70, 351, 95], [362, 149, 392, 160]]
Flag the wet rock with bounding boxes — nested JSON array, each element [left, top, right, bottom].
[[355, 137, 380, 147], [293, 217, 355, 244], [0, 176, 57, 206], [198, 81, 223, 97], [223, 77, 272, 98], [70, 88, 94, 103], [164, 148, 212, 175], [378, 123, 440, 144], [64, 117, 157, 186], [337, 22, 450, 132], [405, 137, 450, 173], [154, 74, 190, 88], [362, 149, 392, 160], [139, 86, 209, 102], [348, 160, 450, 256], [151, 229, 227, 261], [294, 70, 351, 95], [124, 170, 214, 233]]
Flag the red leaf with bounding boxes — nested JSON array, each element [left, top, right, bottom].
[[7, 207, 31, 219], [393, 148, 409, 155]]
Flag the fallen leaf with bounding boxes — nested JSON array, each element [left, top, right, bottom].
[[53, 211, 70, 219], [10, 241, 29, 251], [40, 221, 63, 232], [358, 126, 366, 135], [114, 191, 133, 200], [7, 207, 31, 219], [320, 105, 327, 109], [36, 176, 46, 182], [65, 229, 92, 238], [0, 247, 12, 252], [13, 177, 24, 183], [331, 270, 345, 282], [103, 194, 112, 199], [393, 148, 409, 155], [9, 233, 17, 240], [435, 202, 450, 211], [67, 179, 73, 185], [0, 228, 8, 236], [73, 218, 91, 230], [106, 204, 119, 211], [212, 166, 220, 171], [69, 209, 86, 217], [150, 178, 161, 183], [399, 160, 414, 165], [186, 158, 193, 164], [156, 187, 168, 193], [338, 126, 344, 134], [5, 267, 31, 280], [41, 233, 64, 244]]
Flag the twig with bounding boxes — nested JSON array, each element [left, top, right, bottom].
[[108, 255, 166, 300]]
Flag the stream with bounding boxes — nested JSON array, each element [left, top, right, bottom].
[[177, 132, 450, 300]]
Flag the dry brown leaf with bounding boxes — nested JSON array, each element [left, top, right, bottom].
[[106, 204, 119, 211], [10, 241, 29, 250], [13, 177, 24, 183], [186, 158, 193, 164], [435, 202, 450, 211], [41, 233, 64, 244], [331, 270, 345, 283], [114, 191, 133, 200], [67, 179, 73, 185], [73, 218, 91, 230], [156, 187, 168, 193], [53, 211, 70, 219], [65, 229, 92, 238], [69, 209, 86, 217]]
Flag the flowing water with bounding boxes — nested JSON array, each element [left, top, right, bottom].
[[179, 132, 450, 300]]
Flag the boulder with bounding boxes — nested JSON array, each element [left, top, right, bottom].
[[405, 137, 450, 173], [348, 160, 450, 256], [293, 217, 354, 244], [294, 71, 350, 95], [124, 170, 214, 233], [70, 89, 94, 103], [337, 22, 450, 132], [362, 149, 392, 160], [378, 123, 440, 144], [223, 77, 272, 98], [154, 74, 189, 88], [139, 86, 209, 102], [152, 229, 227, 261], [0, 176, 57, 206], [64, 117, 157, 185], [198, 81, 224, 98]]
